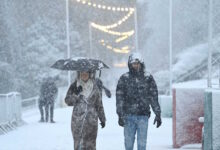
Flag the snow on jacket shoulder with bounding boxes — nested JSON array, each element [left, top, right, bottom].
[[116, 72, 161, 117]]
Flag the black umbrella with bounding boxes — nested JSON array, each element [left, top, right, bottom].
[[51, 57, 109, 71]]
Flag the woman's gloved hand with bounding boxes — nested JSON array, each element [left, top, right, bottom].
[[76, 85, 83, 95]]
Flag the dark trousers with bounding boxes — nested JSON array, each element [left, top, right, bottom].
[[39, 100, 54, 121]]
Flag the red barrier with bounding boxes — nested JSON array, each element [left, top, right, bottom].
[[173, 88, 204, 148]]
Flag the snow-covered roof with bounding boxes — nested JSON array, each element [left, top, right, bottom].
[[173, 78, 220, 89], [173, 37, 220, 80]]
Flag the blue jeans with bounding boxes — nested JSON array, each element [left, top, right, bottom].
[[124, 115, 149, 150]]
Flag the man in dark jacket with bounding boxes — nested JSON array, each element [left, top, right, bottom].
[[116, 52, 162, 150], [38, 77, 58, 123]]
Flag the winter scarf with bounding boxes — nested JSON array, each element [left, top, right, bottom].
[[77, 79, 94, 99]]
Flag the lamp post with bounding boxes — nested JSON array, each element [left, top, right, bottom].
[[169, 0, 173, 96], [134, 8, 139, 52], [66, 0, 71, 87], [208, 0, 213, 88], [89, 22, 93, 57]]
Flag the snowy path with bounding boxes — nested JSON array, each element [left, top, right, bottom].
[[0, 96, 201, 150]]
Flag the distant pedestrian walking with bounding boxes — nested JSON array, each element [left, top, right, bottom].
[[38, 76, 58, 123]]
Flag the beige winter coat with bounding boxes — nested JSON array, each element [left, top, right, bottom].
[[65, 79, 106, 150]]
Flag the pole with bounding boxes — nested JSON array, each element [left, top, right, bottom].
[[169, 0, 173, 95], [134, 8, 139, 52], [208, 0, 213, 88], [66, 0, 71, 87], [89, 23, 93, 58], [219, 63, 220, 88]]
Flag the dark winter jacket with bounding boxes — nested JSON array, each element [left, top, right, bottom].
[[116, 54, 161, 117], [39, 77, 58, 105]]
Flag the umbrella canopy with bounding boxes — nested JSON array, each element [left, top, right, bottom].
[[51, 57, 109, 72]]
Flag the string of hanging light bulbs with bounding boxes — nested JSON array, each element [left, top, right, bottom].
[[75, 0, 134, 12], [91, 9, 134, 29], [91, 23, 134, 36], [99, 39, 131, 54], [74, 0, 135, 43], [74, 0, 136, 53]]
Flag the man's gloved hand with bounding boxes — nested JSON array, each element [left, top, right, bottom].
[[100, 122, 105, 128], [153, 115, 162, 128], [118, 116, 124, 127]]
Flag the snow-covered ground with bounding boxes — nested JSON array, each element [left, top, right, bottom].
[[0, 96, 201, 150]]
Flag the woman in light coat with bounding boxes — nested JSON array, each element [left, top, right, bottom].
[[65, 71, 106, 150]]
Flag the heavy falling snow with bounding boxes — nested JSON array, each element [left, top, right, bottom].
[[1, 0, 220, 150]]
